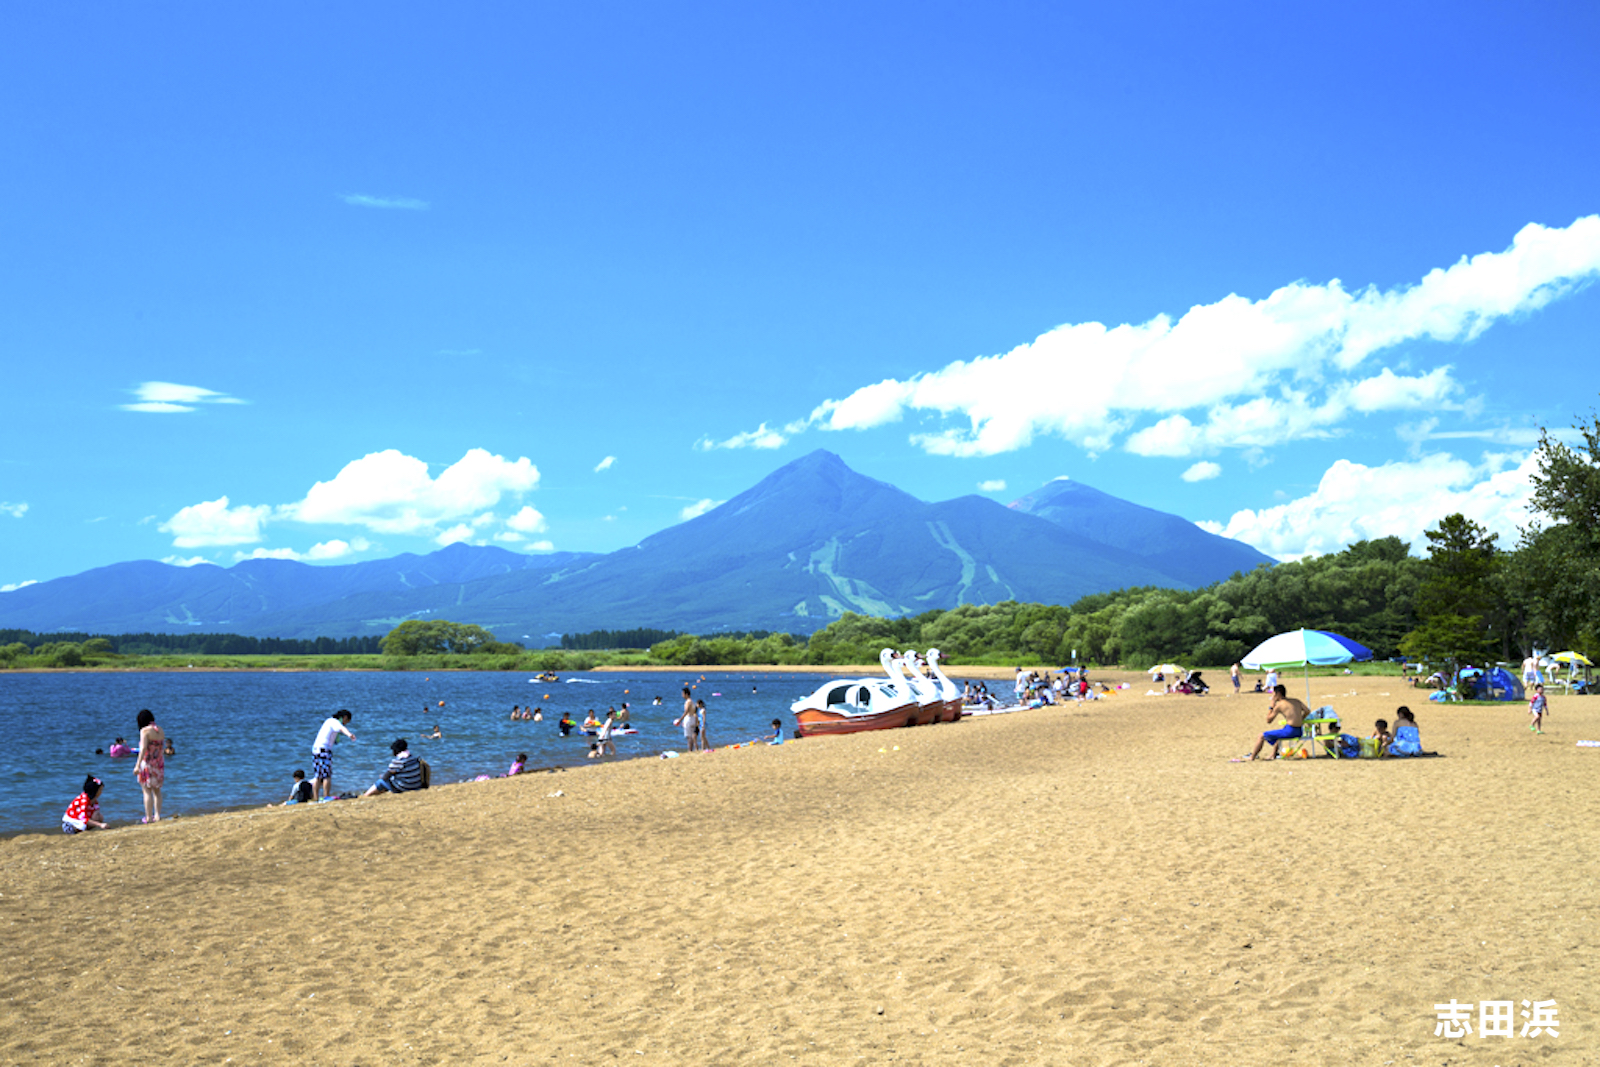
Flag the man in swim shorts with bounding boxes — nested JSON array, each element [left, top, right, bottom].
[[311, 709, 355, 799], [1250, 684, 1309, 760]]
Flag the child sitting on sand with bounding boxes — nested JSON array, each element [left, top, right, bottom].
[[506, 753, 527, 776], [63, 774, 108, 834], [282, 768, 314, 805], [1368, 719, 1393, 758], [765, 718, 785, 745]]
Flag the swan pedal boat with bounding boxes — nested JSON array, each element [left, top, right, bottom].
[[790, 648, 965, 738]]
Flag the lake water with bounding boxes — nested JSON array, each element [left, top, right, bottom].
[[1, 669, 838, 836]]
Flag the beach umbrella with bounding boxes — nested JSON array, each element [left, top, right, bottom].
[[1551, 651, 1593, 666], [1241, 628, 1373, 701], [1147, 663, 1183, 676]]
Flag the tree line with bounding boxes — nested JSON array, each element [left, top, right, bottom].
[[0, 629, 384, 667]]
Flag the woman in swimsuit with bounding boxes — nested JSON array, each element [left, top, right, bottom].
[[135, 708, 165, 823]]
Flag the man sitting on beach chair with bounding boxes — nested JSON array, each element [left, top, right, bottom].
[[1248, 684, 1309, 760]]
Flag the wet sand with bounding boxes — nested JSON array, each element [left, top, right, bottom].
[[3, 676, 1594, 1065]]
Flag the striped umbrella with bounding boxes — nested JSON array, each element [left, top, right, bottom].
[[1241, 628, 1373, 701]]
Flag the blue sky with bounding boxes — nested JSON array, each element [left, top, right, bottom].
[[4, 2, 1599, 593]]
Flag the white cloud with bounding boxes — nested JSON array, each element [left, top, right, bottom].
[[505, 506, 546, 533], [679, 498, 722, 521], [1, 502, 26, 518], [746, 216, 1600, 459], [1198, 450, 1538, 560], [435, 524, 475, 546], [284, 448, 540, 536], [342, 194, 429, 210], [978, 479, 1007, 492], [529, 540, 555, 552], [161, 556, 215, 568], [238, 539, 374, 562], [235, 547, 303, 561], [121, 381, 246, 413], [1, 579, 38, 592], [1182, 461, 1222, 482], [594, 455, 616, 472], [697, 423, 789, 451], [307, 537, 370, 560], [160, 496, 271, 548]]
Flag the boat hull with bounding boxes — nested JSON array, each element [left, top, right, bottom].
[[794, 703, 922, 737]]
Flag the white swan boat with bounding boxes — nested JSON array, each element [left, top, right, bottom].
[[790, 648, 963, 736]]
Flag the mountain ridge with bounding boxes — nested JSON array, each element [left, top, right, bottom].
[[0, 450, 1274, 640]]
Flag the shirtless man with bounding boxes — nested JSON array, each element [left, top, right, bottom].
[[1250, 684, 1309, 760]]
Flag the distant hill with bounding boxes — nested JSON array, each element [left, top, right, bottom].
[[0, 543, 596, 638], [1007, 476, 1275, 587], [0, 451, 1274, 640]]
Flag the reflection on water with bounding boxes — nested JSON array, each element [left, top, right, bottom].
[[1, 670, 819, 835]]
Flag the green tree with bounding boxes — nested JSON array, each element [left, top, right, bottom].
[[1522, 410, 1600, 652], [1400, 514, 1499, 669], [381, 619, 498, 656]]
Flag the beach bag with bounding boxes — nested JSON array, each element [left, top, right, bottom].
[[1336, 734, 1360, 760]]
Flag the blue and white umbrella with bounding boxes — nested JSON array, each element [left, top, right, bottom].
[[1241, 628, 1373, 701]]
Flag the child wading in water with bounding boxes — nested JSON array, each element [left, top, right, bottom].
[[63, 774, 108, 834]]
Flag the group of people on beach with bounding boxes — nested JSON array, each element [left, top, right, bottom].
[[65, 708, 167, 834], [1246, 683, 1427, 760]]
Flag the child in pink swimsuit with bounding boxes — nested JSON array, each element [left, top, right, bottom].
[[135, 708, 165, 822]]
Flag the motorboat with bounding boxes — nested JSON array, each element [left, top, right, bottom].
[[790, 648, 921, 737]]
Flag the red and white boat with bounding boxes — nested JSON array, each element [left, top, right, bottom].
[[790, 648, 922, 736]]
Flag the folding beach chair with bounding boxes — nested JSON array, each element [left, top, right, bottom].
[[1280, 706, 1339, 758]]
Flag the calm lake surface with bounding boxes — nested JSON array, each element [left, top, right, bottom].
[[1, 669, 837, 836]]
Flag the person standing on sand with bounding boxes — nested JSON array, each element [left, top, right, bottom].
[[696, 698, 712, 751], [1230, 662, 1241, 695], [134, 708, 164, 822], [1248, 684, 1309, 760], [1529, 683, 1548, 734], [676, 686, 698, 751], [311, 709, 355, 800]]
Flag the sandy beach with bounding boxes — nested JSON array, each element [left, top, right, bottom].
[[3, 674, 1594, 1065]]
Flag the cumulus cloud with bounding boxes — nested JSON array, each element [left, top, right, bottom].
[[121, 381, 246, 414], [505, 506, 547, 533], [235, 547, 302, 561], [1, 579, 38, 592], [739, 216, 1600, 459], [1, 502, 26, 518], [160, 497, 272, 547], [697, 423, 790, 451], [978, 479, 1007, 492], [161, 556, 215, 568], [233, 538, 373, 563], [1198, 450, 1538, 560], [160, 449, 543, 550], [284, 449, 540, 535], [342, 194, 429, 210], [1182, 461, 1222, 483], [594, 456, 616, 472], [680, 498, 722, 521]]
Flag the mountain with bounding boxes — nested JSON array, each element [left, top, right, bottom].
[[0, 543, 597, 637], [0, 451, 1275, 640], [1007, 477, 1275, 587]]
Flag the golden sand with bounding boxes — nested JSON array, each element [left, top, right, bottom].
[[3, 674, 1594, 1065]]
